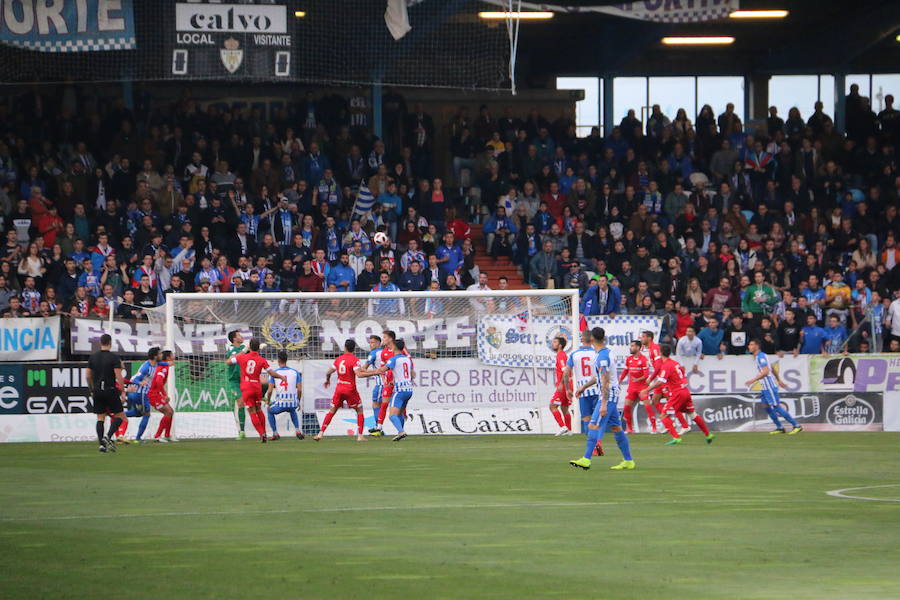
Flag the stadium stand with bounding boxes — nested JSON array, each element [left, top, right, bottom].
[[1, 81, 899, 358]]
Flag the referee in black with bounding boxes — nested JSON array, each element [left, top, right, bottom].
[[86, 333, 128, 452]]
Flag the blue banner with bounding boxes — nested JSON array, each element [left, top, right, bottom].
[[0, 0, 135, 52]]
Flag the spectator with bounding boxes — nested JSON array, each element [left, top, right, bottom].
[[676, 326, 702, 357], [698, 317, 724, 358], [724, 314, 749, 355], [800, 313, 828, 354], [529, 240, 557, 289]]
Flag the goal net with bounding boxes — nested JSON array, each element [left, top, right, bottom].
[[146, 290, 579, 439]]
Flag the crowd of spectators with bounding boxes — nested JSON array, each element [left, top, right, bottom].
[[0, 83, 899, 356]]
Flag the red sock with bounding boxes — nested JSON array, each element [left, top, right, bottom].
[[252, 412, 267, 437], [692, 415, 711, 436], [357, 413, 364, 434], [661, 415, 680, 438], [164, 415, 173, 437], [644, 403, 658, 431], [320, 412, 335, 433], [550, 409, 565, 428], [155, 416, 169, 439], [623, 405, 633, 430], [377, 402, 388, 425], [676, 412, 689, 428], [563, 412, 572, 430], [117, 418, 128, 437]]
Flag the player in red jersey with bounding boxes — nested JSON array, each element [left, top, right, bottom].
[[548, 336, 573, 435], [316, 339, 366, 442], [641, 345, 714, 445], [147, 350, 177, 442], [227, 339, 286, 443], [641, 330, 690, 433], [372, 330, 396, 435], [619, 340, 651, 434]]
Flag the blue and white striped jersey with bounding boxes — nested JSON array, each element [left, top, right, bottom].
[[385, 354, 414, 391], [566, 345, 598, 398], [594, 347, 621, 395], [755, 352, 778, 394], [130, 360, 154, 396], [367, 349, 383, 390], [270, 366, 301, 408]]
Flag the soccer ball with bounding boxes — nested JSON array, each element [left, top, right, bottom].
[[373, 231, 389, 245]]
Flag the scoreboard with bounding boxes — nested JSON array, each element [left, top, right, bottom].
[[168, 3, 292, 79]]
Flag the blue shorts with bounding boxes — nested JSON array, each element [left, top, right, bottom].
[[268, 404, 298, 415], [589, 389, 621, 431], [127, 393, 150, 414], [390, 390, 413, 410], [372, 385, 383, 403], [579, 395, 599, 420], [760, 388, 780, 407]]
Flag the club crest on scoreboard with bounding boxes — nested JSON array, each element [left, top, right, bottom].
[[219, 37, 243, 73]]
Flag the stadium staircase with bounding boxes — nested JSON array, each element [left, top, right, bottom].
[[469, 224, 532, 290]]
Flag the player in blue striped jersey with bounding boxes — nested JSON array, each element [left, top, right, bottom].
[[265, 351, 304, 440], [570, 327, 635, 471], [746, 340, 802, 435], [360, 339, 414, 442], [365, 335, 386, 436], [564, 329, 603, 455], [124, 347, 159, 443]]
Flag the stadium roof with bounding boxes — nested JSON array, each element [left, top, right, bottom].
[[513, 0, 900, 83]]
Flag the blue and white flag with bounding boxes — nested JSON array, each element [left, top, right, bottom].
[[352, 182, 375, 218], [0, 0, 136, 53]]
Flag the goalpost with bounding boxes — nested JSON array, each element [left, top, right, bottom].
[[147, 289, 580, 439]]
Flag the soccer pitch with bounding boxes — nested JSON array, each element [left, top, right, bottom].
[[1, 434, 898, 599]]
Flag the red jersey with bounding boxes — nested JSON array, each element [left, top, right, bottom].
[[622, 354, 650, 390], [234, 352, 270, 386], [554, 350, 567, 391], [380, 347, 395, 388], [333, 352, 360, 391], [642, 342, 663, 376], [655, 358, 688, 395], [149, 363, 170, 394]]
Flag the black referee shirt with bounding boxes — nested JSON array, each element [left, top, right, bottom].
[[87, 350, 122, 393]]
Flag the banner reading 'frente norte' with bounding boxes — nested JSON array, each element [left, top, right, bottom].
[[0, 0, 135, 52]]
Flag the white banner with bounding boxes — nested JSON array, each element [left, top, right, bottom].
[[0, 316, 59, 361], [175, 3, 287, 33], [680, 354, 810, 395], [477, 314, 661, 368], [480, 0, 738, 22], [300, 358, 554, 411], [70, 317, 249, 356]]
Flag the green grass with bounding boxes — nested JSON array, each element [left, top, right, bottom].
[[1, 433, 898, 599]]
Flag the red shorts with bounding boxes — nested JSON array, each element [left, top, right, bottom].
[[550, 391, 571, 407], [241, 383, 263, 408], [382, 385, 394, 400], [625, 386, 647, 403], [148, 391, 169, 409], [663, 388, 694, 414], [332, 386, 362, 409]]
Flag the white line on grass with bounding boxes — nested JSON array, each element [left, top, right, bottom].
[[0, 498, 812, 523], [825, 484, 900, 502]]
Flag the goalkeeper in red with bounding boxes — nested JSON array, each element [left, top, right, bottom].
[[641, 345, 714, 445], [227, 339, 286, 443]]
